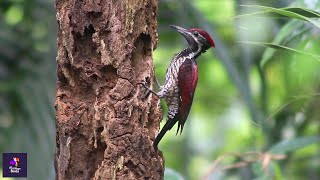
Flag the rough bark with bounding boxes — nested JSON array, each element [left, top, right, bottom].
[[54, 0, 163, 179]]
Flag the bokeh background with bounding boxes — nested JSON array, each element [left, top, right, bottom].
[[0, 0, 319, 179]]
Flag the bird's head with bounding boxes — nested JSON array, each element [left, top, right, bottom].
[[169, 25, 215, 53]]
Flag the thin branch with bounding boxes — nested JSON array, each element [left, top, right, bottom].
[[203, 151, 287, 180]]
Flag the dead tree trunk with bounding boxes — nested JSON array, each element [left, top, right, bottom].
[[55, 0, 163, 179]]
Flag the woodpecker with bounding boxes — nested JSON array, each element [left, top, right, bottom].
[[141, 25, 215, 149]]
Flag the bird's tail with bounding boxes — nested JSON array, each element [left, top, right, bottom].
[[153, 117, 177, 149]]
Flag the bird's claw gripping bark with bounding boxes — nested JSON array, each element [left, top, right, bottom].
[[138, 81, 151, 98], [138, 79, 159, 98]]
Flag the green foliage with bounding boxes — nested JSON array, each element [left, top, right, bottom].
[[5, 5, 23, 25], [269, 136, 320, 154], [156, 0, 320, 179], [240, 40, 320, 66], [260, 20, 312, 67], [235, 5, 320, 66], [236, 5, 320, 27]]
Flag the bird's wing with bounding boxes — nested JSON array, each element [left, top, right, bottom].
[[177, 59, 198, 134]]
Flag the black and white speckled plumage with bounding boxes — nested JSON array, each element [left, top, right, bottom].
[[157, 48, 197, 120], [141, 25, 215, 149]]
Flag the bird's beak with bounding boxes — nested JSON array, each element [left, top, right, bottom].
[[169, 25, 190, 38]]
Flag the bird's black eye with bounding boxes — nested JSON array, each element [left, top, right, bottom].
[[193, 32, 199, 36]]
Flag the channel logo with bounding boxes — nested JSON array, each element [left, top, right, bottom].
[[2, 153, 27, 177]]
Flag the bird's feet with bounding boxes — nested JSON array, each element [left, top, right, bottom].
[[138, 77, 159, 98]]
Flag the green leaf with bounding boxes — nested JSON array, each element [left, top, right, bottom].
[[238, 41, 320, 65], [282, 7, 320, 18], [273, 162, 283, 180], [260, 20, 311, 67], [268, 136, 320, 154], [252, 161, 284, 180], [164, 168, 184, 180], [235, 5, 320, 29], [252, 162, 264, 177]]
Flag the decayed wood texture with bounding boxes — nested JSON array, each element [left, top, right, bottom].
[[55, 0, 163, 179]]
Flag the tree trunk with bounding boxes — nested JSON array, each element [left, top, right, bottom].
[[54, 0, 163, 179]]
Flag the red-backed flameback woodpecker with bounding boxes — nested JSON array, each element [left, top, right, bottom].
[[141, 25, 215, 149]]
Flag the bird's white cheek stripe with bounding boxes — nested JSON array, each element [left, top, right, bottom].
[[187, 47, 201, 59], [187, 34, 202, 59]]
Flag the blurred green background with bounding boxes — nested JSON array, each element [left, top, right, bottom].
[[0, 0, 319, 180]]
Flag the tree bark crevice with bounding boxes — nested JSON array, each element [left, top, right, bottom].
[[55, 0, 163, 179]]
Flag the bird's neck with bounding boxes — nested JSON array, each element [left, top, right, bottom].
[[179, 46, 202, 60]]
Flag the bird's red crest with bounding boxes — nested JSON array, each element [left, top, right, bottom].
[[189, 28, 215, 47]]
